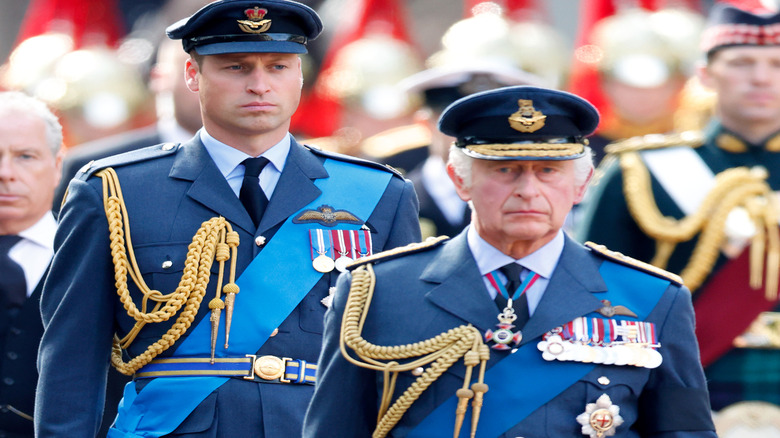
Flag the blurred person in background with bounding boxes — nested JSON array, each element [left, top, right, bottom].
[[0, 91, 60, 438], [53, 37, 203, 211], [577, 2, 780, 417], [568, 0, 705, 165]]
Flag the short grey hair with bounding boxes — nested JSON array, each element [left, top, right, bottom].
[[0, 91, 63, 154], [447, 144, 594, 188]]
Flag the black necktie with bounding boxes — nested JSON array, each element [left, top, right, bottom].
[[0, 235, 27, 309], [496, 263, 530, 328], [239, 157, 270, 227]]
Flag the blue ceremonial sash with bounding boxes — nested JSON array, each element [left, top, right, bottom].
[[409, 260, 669, 438], [110, 159, 392, 437]]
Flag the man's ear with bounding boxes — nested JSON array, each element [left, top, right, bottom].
[[573, 167, 594, 205], [185, 58, 200, 92], [447, 163, 472, 202]]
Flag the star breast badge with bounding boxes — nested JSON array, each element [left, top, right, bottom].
[[576, 393, 624, 438]]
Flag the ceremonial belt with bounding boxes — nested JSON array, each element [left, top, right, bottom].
[[409, 259, 669, 437], [109, 159, 392, 438], [135, 355, 317, 384]]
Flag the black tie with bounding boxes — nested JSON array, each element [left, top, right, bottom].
[[496, 263, 530, 328], [239, 157, 270, 227], [0, 235, 27, 309]]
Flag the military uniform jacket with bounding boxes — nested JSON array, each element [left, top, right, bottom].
[[35, 135, 421, 437], [576, 121, 780, 410], [304, 230, 716, 437]]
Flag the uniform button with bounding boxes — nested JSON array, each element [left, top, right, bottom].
[[269, 328, 279, 337], [6, 352, 17, 360], [162, 260, 173, 269], [598, 376, 610, 386], [3, 378, 14, 386], [255, 236, 266, 246], [162, 143, 176, 151]]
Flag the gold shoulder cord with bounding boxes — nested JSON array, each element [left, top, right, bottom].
[[619, 152, 779, 298], [340, 264, 489, 438], [96, 167, 241, 375]]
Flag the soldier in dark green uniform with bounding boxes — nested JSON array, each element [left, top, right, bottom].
[[577, 3, 780, 412]]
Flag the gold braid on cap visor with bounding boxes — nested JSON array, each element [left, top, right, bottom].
[[464, 142, 586, 158]]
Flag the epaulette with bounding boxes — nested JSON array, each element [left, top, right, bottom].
[[360, 123, 431, 159], [305, 144, 405, 179], [75, 142, 180, 180], [585, 241, 683, 286], [604, 131, 705, 155], [348, 236, 449, 270]]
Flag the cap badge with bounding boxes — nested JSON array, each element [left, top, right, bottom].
[[238, 7, 272, 34], [576, 394, 624, 438], [508, 99, 546, 133]]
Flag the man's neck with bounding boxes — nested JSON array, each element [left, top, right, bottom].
[[720, 118, 780, 145], [203, 124, 290, 157]]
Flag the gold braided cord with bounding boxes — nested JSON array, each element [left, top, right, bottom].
[[619, 153, 780, 297], [466, 143, 584, 158], [339, 264, 489, 438], [96, 168, 240, 375]]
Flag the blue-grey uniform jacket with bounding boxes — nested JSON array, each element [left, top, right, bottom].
[[304, 231, 716, 437], [35, 135, 420, 437]]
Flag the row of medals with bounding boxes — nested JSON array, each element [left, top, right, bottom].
[[312, 253, 354, 273], [538, 328, 663, 369]]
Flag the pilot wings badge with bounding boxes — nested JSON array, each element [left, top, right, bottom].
[[293, 205, 363, 227]]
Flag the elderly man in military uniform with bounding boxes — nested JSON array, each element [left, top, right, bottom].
[[303, 86, 716, 437], [577, 3, 780, 413], [34, 1, 420, 436]]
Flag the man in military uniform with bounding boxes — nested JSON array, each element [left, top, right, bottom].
[[35, 1, 420, 436], [577, 3, 780, 412], [304, 86, 716, 437]]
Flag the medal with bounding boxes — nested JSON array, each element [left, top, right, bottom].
[[484, 269, 540, 350], [310, 229, 335, 273], [313, 254, 335, 273], [576, 394, 624, 438], [332, 230, 353, 272]]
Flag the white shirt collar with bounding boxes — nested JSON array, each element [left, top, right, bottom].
[[467, 226, 564, 279], [199, 128, 290, 178], [18, 211, 56, 250]]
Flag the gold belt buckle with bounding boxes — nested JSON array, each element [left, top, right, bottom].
[[245, 355, 292, 382]]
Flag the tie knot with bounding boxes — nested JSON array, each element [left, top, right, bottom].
[[0, 235, 22, 252], [242, 156, 269, 178], [499, 263, 523, 283]]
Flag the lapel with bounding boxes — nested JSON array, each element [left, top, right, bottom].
[[519, 235, 607, 346], [422, 233, 608, 344], [257, 140, 327, 235], [169, 137, 255, 235], [421, 231, 499, 333], [168, 137, 328, 237]]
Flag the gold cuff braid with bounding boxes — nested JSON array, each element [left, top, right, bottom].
[[97, 168, 240, 375], [339, 264, 489, 438], [619, 152, 779, 298]]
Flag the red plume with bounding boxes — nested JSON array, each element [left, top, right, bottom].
[[14, 0, 125, 49]]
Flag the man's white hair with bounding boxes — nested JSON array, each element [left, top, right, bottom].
[[447, 145, 594, 188], [0, 91, 63, 154]]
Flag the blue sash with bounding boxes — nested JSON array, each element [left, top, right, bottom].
[[110, 159, 392, 437], [409, 259, 669, 437]]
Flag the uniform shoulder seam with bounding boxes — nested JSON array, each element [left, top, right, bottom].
[[604, 131, 705, 155], [76, 143, 179, 180], [305, 144, 404, 179], [348, 236, 450, 269], [585, 241, 683, 286]]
